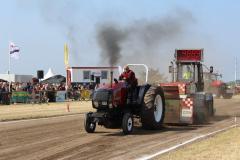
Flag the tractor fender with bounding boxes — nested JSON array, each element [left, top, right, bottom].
[[137, 84, 151, 105]]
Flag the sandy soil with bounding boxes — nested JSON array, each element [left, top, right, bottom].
[[0, 101, 93, 121], [0, 97, 239, 160]]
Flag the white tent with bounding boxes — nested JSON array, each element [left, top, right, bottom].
[[44, 68, 55, 80]]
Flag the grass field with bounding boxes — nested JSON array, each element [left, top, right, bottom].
[[0, 101, 93, 121], [157, 127, 240, 160]]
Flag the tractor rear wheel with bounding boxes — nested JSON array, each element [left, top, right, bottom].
[[84, 113, 96, 133], [122, 112, 134, 135], [141, 86, 165, 130], [222, 93, 233, 99]]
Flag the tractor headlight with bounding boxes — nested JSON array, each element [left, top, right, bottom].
[[109, 102, 113, 108], [108, 94, 113, 109]]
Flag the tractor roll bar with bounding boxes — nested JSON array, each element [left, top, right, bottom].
[[126, 64, 149, 83]]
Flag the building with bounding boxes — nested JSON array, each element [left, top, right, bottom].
[[0, 74, 33, 83], [66, 66, 121, 85]]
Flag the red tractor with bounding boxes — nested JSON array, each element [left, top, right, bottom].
[[235, 85, 240, 95], [160, 49, 214, 124], [203, 72, 234, 99], [84, 64, 165, 134]]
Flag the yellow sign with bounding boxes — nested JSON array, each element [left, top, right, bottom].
[[64, 43, 69, 67]]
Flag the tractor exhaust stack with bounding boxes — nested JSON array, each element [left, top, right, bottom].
[[110, 70, 113, 88]]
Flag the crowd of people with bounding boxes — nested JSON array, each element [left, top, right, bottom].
[[0, 66, 139, 105], [0, 82, 66, 92], [0, 81, 94, 105]]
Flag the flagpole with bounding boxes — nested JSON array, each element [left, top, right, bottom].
[[235, 57, 238, 86], [8, 42, 11, 92]]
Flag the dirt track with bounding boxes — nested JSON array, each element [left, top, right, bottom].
[[0, 98, 240, 160]]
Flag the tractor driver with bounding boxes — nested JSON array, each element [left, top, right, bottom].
[[183, 65, 192, 80], [119, 66, 138, 87], [119, 66, 138, 103]]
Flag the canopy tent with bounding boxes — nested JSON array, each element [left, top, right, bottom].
[[41, 75, 66, 84], [0, 79, 8, 82], [44, 68, 55, 80]]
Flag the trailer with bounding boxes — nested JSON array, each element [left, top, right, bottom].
[[160, 49, 214, 124]]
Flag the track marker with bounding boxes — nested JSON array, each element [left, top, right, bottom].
[[137, 123, 238, 160], [66, 102, 70, 112]]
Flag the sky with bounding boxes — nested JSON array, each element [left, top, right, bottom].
[[0, 0, 240, 81]]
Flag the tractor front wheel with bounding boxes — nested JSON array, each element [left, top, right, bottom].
[[84, 113, 96, 133], [222, 93, 233, 99], [122, 112, 134, 135]]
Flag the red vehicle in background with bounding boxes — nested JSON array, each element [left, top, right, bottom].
[[204, 72, 234, 99], [235, 86, 240, 94]]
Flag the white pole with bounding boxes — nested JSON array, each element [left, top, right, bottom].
[[8, 42, 11, 92], [235, 57, 237, 85]]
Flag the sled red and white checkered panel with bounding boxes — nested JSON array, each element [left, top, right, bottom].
[[181, 98, 194, 120], [178, 84, 186, 94], [182, 98, 193, 107]]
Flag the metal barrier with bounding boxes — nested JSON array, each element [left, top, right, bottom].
[[67, 89, 92, 101], [0, 89, 92, 105], [80, 89, 92, 101], [29, 91, 50, 104], [0, 92, 11, 105], [56, 91, 66, 102], [11, 91, 29, 103]]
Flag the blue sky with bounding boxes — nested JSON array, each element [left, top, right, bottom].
[[0, 0, 240, 81]]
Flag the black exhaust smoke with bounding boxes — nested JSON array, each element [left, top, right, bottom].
[[97, 9, 195, 69], [97, 25, 127, 66]]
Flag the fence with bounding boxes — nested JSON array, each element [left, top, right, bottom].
[[80, 89, 92, 101], [0, 89, 93, 105], [12, 91, 29, 103], [0, 92, 11, 105]]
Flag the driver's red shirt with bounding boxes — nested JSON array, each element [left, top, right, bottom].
[[119, 70, 138, 86]]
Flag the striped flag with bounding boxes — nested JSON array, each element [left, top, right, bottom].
[[9, 42, 20, 59]]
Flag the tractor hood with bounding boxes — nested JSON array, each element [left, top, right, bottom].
[[211, 80, 224, 87], [93, 81, 127, 108], [98, 81, 127, 90]]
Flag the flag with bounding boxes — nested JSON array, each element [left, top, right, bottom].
[[64, 43, 69, 67], [9, 42, 20, 59]]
